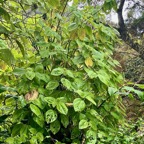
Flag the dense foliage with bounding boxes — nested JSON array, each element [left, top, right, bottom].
[[0, 0, 143, 143]]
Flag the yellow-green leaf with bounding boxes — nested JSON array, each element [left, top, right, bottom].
[[85, 57, 93, 67]]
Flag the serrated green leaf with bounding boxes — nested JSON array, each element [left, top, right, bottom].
[[60, 114, 69, 128], [13, 68, 25, 76], [61, 78, 72, 90], [84, 67, 97, 79], [85, 96, 96, 106], [12, 124, 22, 136], [45, 109, 57, 123], [56, 101, 68, 115], [110, 111, 120, 120], [50, 120, 60, 134], [51, 67, 64, 76], [35, 64, 44, 73], [86, 129, 97, 144], [32, 98, 45, 110], [97, 70, 110, 85], [35, 72, 49, 83], [108, 87, 117, 96], [30, 104, 42, 118], [68, 23, 78, 31], [46, 80, 59, 90], [20, 124, 28, 137], [12, 109, 26, 123], [36, 132, 44, 142], [79, 119, 89, 129], [71, 128, 80, 139], [65, 69, 74, 78], [73, 98, 86, 112], [25, 68, 35, 80], [44, 97, 57, 107], [33, 116, 44, 128], [89, 120, 97, 131], [76, 90, 96, 105], [5, 137, 14, 144]]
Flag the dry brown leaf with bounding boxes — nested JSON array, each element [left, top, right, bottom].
[[25, 90, 39, 101]]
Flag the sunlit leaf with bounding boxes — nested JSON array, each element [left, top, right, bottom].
[[56, 101, 68, 115], [45, 109, 57, 123], [73, 98, 86, 112], [51, 67, 64, 76], [30, 104, 43, 118], [79, 119, 89, 129]]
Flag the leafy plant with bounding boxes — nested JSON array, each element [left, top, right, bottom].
[[0, 0, 126, 143]]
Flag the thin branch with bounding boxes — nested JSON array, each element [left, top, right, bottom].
[[117, 0, 144, 60], [52, 0, 69, 42]]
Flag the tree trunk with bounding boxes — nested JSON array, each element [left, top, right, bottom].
[[117, 0, 144, 60]]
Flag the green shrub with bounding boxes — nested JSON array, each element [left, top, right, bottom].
[[0, 0, 125, 143]]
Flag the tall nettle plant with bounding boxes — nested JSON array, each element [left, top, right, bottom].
[[0, 0, 125, 143]]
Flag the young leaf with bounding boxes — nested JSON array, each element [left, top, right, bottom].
[[45, 109, 57, 123], [73, 98, 86, 112], [56, 101, 68, 115], [50, 120, 60, 134], [79, 119, 89, 129]]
